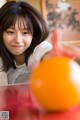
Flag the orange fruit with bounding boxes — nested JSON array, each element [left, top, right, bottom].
[[30, 57, 80, 111]]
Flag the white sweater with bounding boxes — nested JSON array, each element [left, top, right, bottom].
[[0, 41, 52, 85]]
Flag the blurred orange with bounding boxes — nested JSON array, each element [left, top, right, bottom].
[[30, 57, 80, 111]]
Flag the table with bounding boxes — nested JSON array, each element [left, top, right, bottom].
[[1, 84, 80, 120], [41, 105, 80, 120]]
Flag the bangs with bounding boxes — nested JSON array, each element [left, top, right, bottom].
[[2, 12, 34, 35]]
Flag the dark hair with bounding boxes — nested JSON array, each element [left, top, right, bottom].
[[0, 1, 49, 71]]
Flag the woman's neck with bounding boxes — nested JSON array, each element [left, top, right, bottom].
[[14, 54, 25, 66]]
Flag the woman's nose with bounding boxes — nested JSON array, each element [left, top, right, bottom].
[[15, 33, 22, 43]]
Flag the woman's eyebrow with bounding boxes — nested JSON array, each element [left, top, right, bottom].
[[8, 27, 28, 30]]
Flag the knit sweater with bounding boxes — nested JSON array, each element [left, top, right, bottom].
[[0, 41, 52, 85]]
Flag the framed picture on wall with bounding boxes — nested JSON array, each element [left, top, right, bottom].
[[41, 0, 80, 42]]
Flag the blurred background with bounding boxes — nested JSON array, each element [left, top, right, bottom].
[[0, 0, 42, 12]]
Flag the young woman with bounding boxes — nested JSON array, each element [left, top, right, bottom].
[[0, 1, 52, 85]]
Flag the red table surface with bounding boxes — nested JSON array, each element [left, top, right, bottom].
[[41, 105, 80, 120], [2, 84, 80, 120], [10, 105, 80, 120]]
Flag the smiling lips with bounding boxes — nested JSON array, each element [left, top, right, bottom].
[[12, 45, 24, 48]]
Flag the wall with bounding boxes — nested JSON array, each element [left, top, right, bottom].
[[7, 0, 42, 12], [0, 0, 6, 7], [26, 0, 42, 12]]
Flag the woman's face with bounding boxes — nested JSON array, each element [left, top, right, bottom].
[[3, 20, 33, 57]]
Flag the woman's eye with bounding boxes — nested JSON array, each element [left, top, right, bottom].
[[23, 31, 30, 35], [6, 31, 14, 34]]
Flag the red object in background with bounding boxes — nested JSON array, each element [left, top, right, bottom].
[[50, 29, 77, 59], [42, 105, 80, 120]]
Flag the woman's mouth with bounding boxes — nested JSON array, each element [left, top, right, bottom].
[[12, 45, 24, 48]]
